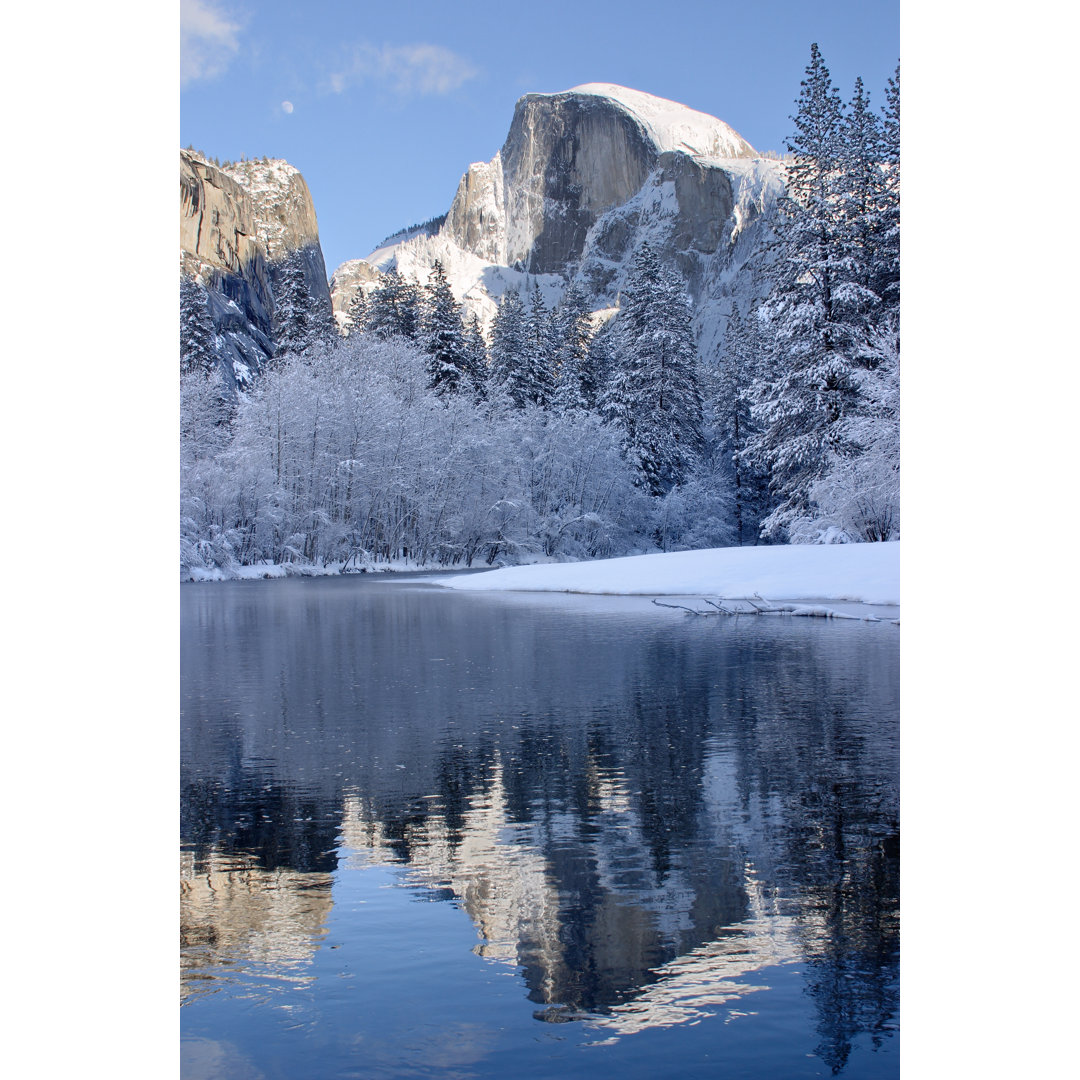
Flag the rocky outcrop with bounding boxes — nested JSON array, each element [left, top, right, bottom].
[[223, 159, 332, 318], [328, 258, 383, 332], [440, 85, 757, 277], [180, 151, 332, 386], [339, 84, 784, 356]]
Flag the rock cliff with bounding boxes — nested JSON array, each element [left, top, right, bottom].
[[180, 151, 332, 386], [336, 84, 784, 358]]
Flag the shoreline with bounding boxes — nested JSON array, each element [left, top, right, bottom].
[[183, 542, 900, 620]]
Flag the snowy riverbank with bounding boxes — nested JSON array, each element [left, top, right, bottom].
[[429, 541, 900, 608]]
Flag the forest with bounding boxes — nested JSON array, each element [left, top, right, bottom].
[[180, 47, 899, 576]]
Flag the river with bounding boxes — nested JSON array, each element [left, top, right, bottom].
[[181, 574, 899, 1079]]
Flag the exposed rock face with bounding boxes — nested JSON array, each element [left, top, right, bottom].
[[179, 151, 332, 386], [328, 258, 383, 332], [442, 85, 756, 276], [223, 159, 332, 318], [180, 151, 262, 277], [339, 84, 783, 358]]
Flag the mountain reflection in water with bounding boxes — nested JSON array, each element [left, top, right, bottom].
[[181, 578, 899, 1077]]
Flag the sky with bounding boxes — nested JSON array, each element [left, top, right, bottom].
[[180, 0, 899, 276]]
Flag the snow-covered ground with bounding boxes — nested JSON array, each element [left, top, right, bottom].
[[431, 542, 899, 608]]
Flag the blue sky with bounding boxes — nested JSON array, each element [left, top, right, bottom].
[[181, 0, 898, 278]]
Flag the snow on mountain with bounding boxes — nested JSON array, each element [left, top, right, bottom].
[[330, 84, 784, 354], [562, 83, 757, 160]]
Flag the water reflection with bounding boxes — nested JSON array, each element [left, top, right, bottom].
[[181, 578, 899, 1072]]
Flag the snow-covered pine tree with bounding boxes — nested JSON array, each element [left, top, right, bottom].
[[875, 64, 900, 311], [344, 284, 369, 337], [551, 282, 596, 414], [837, 75, 886, 333], [366, 268, 422, 342], [180, 275, 219, 376], [747, 44, 862, 538], [586, 323, 617, 408], [489, 290, 529, 408], [715, 302, 772, 544], [462, 313, 489, 400], [521, 282, 555, 409], [271, 250, 338, 355], [422, 260, 470, 396], [606, 243, 704, 496], [271, 252, 312, 357]]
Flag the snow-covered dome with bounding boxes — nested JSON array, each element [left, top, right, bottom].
[[562, 83, 756, 160]]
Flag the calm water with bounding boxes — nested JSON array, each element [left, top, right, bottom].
[[181, 575, 899, 1079]]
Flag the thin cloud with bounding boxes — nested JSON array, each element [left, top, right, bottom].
[[180, 0, 243, 87], [327, 42, 478, 99]]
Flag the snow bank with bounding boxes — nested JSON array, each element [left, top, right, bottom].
[[432, 542, 900, 605]]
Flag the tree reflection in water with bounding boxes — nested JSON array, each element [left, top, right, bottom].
[[181, 580, 898, 1069]]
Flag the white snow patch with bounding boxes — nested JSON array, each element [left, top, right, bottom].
[[431, 542, 900, 606], [562, 84, 756, 160]]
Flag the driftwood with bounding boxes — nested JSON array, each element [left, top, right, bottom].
[[652, 594, 786, 617], [652, 594, 891, 623]]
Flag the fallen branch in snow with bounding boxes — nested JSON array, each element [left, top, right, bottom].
[[652, 595, 893, 622], [651, 599, 717, 616]]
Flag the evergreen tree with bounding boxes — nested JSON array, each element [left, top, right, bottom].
[[489, 290, 529, 408], [271, 251, 337, 355], [587, 323, 617, 408], [715, 303, 772, 543], [272, 252, 313, 356], [180, 275, 218, 376], [747, 45, 862, 537], [462, 313, 489, 399], [521, 282, 555, 408], [606, 244, 704, 496], [345, 285, 369, 337], [838, 76, 885, 316], [875, 64, 900, 309], [422, 260, 470, 396], [551, 282, 596, 414], [366, 268, 421, 342]]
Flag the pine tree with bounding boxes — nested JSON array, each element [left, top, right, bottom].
[[422, 260, 470, 396], [521, 282, 555, 408], [715, 302, 772, 543], [366, 268, 421, 342], [875, 64, 900, 310], [747, 45, 862, 536], [180, 275, 219, 376], [551, 282, 596, 414], [345, 285, 369, 337], [606, 244, 704, 496], [272, 252, 313, 356], [462, 313, 489, 399], [838, 76, 885, 317], [489, 290, 529, 408]]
